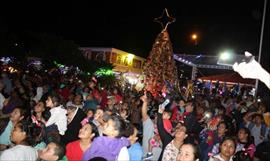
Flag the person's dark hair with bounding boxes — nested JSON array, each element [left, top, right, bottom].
[[124, 123, 136, 138], [85, 108, 96, 115], [15, 120, 44, 146], [32, 101, 46, 115], [88, 121, 99, 140], [14, 106, 30, 120], [51, 142, 66, 160], [66, 105, 77, 111], [252, 113, 263, 120], [233, 150, 252, 161], [47, 92, 62, 107], [42, 107, 51, 121], [110, 115, 129, 138], [88, 157, 107, 161], [164, 107, 172, 117], [74, 93, 83, 100]]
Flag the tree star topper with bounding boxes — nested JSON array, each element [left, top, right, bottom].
[[154, 8, 176, 31]]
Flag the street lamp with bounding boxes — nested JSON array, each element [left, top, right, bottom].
[[255, 0, 268, 97], [191, 33, 198, 45]]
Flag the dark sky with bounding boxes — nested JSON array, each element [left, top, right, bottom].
[[1, 0, 269, 62]]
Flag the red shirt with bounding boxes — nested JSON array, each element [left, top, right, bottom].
[[66, 140, 83, 161], [58, 88, 70, 102], [113, 94, 123, 104]]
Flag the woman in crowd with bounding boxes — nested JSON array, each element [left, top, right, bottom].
[[32, 100, 50, 122], [201, 121, 229, 160], [66, 93, 84, 109], [157, 101, 188, 161], [0, 106, 28, 150], [0, 120, 39, 160], [208, 137, 236, 161], [177, 143, 200, 161], [66, 121, 99, 161], [82, 115, 130, 161], [235, 127, 255, 158], [61, 105, 86, 145], [162, 124, 188, 161]]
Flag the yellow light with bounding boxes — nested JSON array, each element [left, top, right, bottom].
[[127, 54, 134, 64], [191, 34, 197, 40]]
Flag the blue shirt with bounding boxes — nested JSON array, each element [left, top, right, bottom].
[[128, 142, 143, 161], [0, 120, 13, 145]]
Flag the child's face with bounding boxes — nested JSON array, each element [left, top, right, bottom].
[[94, 109, 103, 120], [162, 112, 170, 120], [129, 128, 138, 144], [46, 97, 54, 108], [179, 100, 185, 107], [120, 110, 127, 119], [87, 110, 94, 118], [39, 143, 58, 161], [103, 119, 118, 137]]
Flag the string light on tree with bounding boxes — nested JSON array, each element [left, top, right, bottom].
[[144, 8, 179, 97]]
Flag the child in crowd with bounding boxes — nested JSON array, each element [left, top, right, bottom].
[[45, 92, 67, 136], [147, 109, 172, 158], [82, 115, 130, 161], [128, 125, 143, 161], [81, 108, 95, 125]]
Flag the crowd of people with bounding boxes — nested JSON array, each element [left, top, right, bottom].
[[0, 54, 269, 161]]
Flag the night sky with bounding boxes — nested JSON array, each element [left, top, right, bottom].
[[1, 0, 269, 67]]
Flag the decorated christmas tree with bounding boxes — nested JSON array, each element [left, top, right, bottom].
[[143, 9, 179, 97]]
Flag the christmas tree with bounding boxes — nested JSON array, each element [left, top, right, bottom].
[[143, 9, 179, 97]]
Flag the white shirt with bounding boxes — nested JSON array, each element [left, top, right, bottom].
[[208, 154, 233, 161], [142, 117, 154, 155], [32, 87, 43, 103], [117, 147, 129, 161], [0, 92, 5, 110], [162, 140, 179, 161], [0, 145, 38, 161], [66, 101, 84, 109], [46, 105, 67, 135]]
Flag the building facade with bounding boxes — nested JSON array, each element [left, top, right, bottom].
[[80, 47, 146, 85], [80, 47, 146, 74]]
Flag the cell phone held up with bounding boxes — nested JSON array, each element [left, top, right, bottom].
[[160, 99, 170, 110]]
